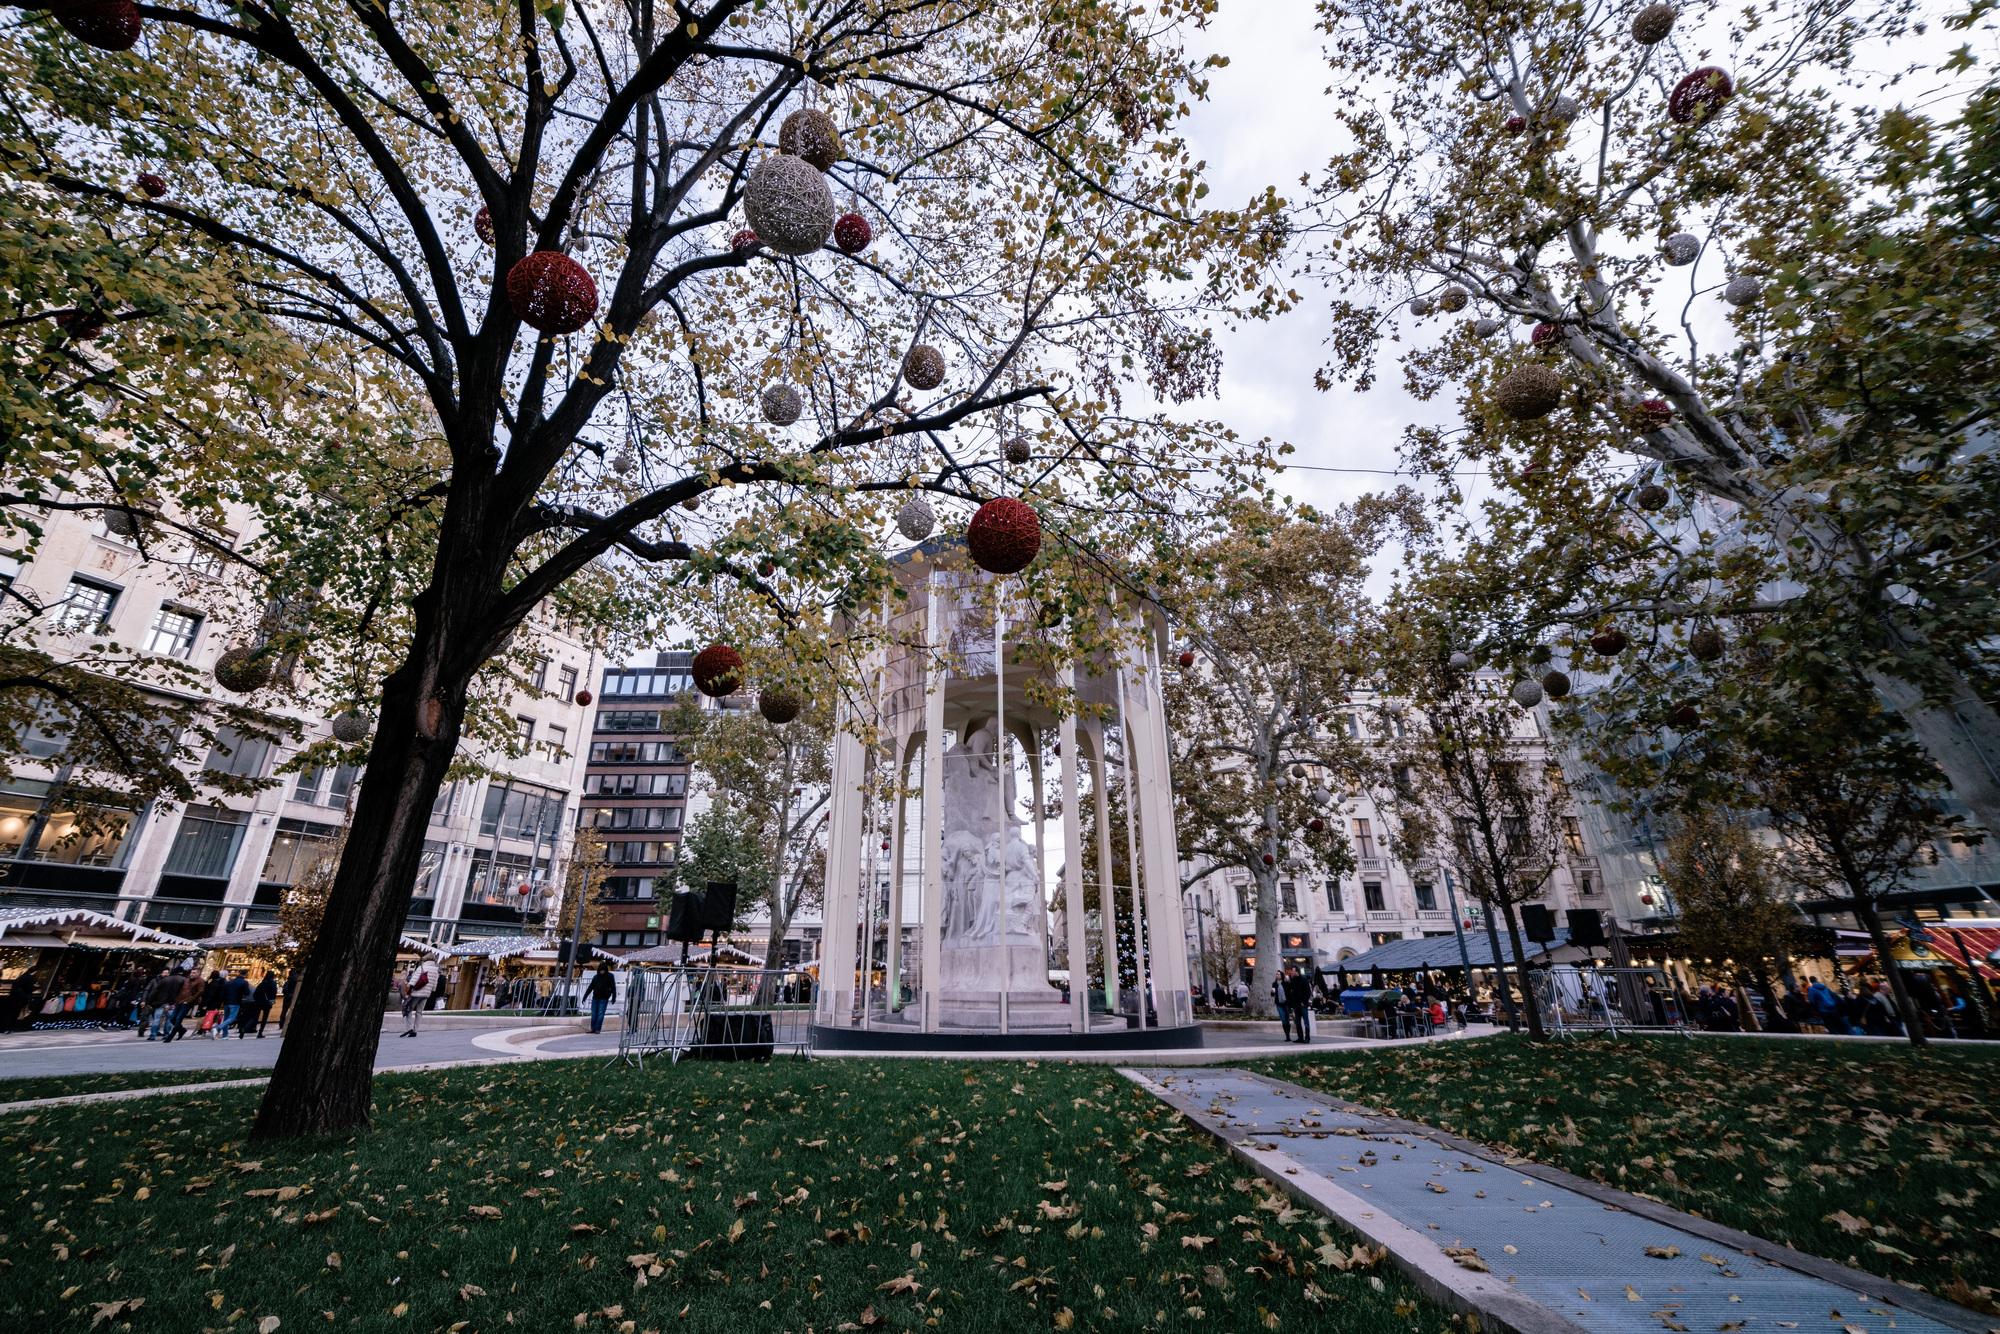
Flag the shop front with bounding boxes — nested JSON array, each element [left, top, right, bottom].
[[1, 906, 202, 1028]]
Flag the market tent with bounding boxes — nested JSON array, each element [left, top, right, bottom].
[[399, 933, 449, 959], [203, 925, 283, 950], [0, 905, 201, 952], [440, 935, 554, 961], [1327, 927, 1577, 976], [617, 942, 763, 967]]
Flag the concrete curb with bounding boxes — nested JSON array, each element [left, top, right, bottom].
[[1118, 1066, 1592, 1334], [1152, 1066, 1994, 1334]]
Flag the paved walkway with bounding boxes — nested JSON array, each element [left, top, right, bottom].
[[1128, 1067, 1983, 1334], [0, 1020, 622, 1086]]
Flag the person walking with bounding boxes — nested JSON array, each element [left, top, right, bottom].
[[396, 961, 434, 1037], [223, 970, 252, 1037], [1282, 968, 1313, 1044], [198, 970, 227, 1038], [1807, 977, 1842, 1033], [251, 971, 279, 1037], [164, 969, 204, 1043], [142, 968, 180, 1040], [1270, 973, 1291, 1042], [587, 960, 618, 1034]]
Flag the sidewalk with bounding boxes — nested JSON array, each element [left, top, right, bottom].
[[1125, 1066, 1986, 1334]]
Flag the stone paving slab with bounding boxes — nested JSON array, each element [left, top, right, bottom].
[[1124, 1066, 1988, 1334]]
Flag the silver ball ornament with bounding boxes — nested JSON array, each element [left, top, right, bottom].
[[761, 383, 803, 426], [896, 496, 936, 542], [1511, 679, 1545, 708], [1724, 274, 1762, 307], [1663, 232, 1701, 266], [742, 154, 836, 256], [331, 711, 373, 743]]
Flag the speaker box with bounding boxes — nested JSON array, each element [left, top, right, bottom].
[[665, 891, 706, 943], [693, 1012, 774, 1062], [1520, 903, 1556, 944], [1565, 908, 1607, 949], [700, 880, 737, 933], [557, 941, 594, 965]]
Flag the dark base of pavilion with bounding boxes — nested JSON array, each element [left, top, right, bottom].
[[809, 1022, 1204, 1053]]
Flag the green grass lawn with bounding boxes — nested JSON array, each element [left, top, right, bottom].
[[0, 1067, 264, 1107], [1, 1057, 1459, 1334], [1238, 1033, 2000, 1311]]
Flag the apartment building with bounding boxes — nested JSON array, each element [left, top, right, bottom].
[[0, 502, 596, 942], [1182, 675, 1609, 987], [575, 652, 699, 952]]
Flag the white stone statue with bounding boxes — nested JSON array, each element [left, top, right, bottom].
[[939, 719, 1039, 949]]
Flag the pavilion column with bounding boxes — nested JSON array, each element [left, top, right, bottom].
[[1114, 663, 1150, 1023], [819, 697, 869, 1023], [1126, 632, 1192, 1022], [1059, 671, 1088, 1033], [919, 574, 947, 1034], [885, 740, 912, 1014], [1084, 720, 1119, 1015]]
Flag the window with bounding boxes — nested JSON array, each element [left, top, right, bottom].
[[1414, 880, 1437, 911], [531, 657, 551, 691], [145, 604, 202, 657], [190, 531, 235, 577], [596, 709, 662, 732], [558, 665, 579, 699], [1561, 816, 1584, 855], [478, 782, 566, 839], [259, 817, 339, 885], [1280, 881, 1298, 915], [293, 764, 358, 810], [544, 723, 569, 759], [584, 771, 687, 797], [1363, 880, 1385, 912], [1578, 872, 1597, 896], [514, 716, 535, 748], [162, 804, 248, 879], [587, 740, 685, 764], [1234, 883, 1251, 916], [1351, 818, 1376, 859], [1344, 713, 1360, 738], [53, 577, 118, 634], [604, 876, 657, 901], [590, 805, 683, 832], [1503, 816, 1530, 854], [465, 850, 542, 905], [203, 727, 272, 780], [1326, 880, 1343, 913], [605, 840, 676, 866]]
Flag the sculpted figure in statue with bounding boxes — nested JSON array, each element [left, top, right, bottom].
[[938, 718, 1037, 949]]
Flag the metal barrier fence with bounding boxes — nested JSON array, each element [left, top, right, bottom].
[[611, 966, 816, 1067], [1529, 965, 1691, 1034]]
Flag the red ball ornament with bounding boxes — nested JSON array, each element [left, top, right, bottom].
[[474, 205, 496, 246], [136, 172, 167, 199], [1632, 397, 1674, 430], [1668, 702, 1701, 728], [516, 882, 533, 896], [1177, 651, 1195, 669], [1261, 853, 1276, 866], [1668, 68, 1733, 125], [56, 308, 108, 340], [832, 213, 872, 254], [881, 841, 891, 852], [1503, 116, 1527, 136], [1307, 818, 1325, 833], [1590, 628, 1628, 656], [731, 229, 760, 254], [692, 644, 745, 697], [574, 690, 593, 706], [506, 251, 598, 334], [965, 497, 1041, 575], [52, 0, 142, 51], [1531, 321, 1563, 349]]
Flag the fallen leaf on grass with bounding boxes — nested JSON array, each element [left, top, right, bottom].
[[1824, 1212, 1872, 1235], [1040, 1180, 1068, 1192], [467, 1205, 502, 1219], [90, 1299, 144, 1328], [460, 1285, 486, 1301], [302, 1208, 339, 1225], [878, 1273, 922, 1296], [1181, 1235, 1215, 1251], [259, 1317, 280, 1334], [235, 1160, 263, 1174], [836, 1304, 883, 1330]]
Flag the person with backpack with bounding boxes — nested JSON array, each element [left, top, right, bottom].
[[396, 962, 434, 1037], [250, 971, 280, 1037]]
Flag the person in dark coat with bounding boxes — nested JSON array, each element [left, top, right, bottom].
[[142, 967, 180, 1039], [251, 972, 280, 1037], [587, 961, 618, 1034], [1281, 968, 1313, 1043], [223, 970, 253, 1037], [199, 971, 228, 1038]]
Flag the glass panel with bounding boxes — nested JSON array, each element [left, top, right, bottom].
[[260, 826, 335, 885], [162, 805, 248, 879], [0, 794, 39, 857], [53, 577, 118, 634], [204, 728, 271, 779]]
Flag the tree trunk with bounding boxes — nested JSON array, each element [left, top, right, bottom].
[[1478, 900, 1519, 1031], [251, 506, 500, 1138], [1498, 901, 1547, 1041], [1247, 867, 1279, 1018], [1851, 897, 1930, 1048]]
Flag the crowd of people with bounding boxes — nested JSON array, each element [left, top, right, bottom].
[[109, 962, 286, 1042]]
